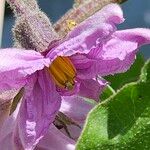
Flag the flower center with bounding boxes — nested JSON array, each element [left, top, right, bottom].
[[49, 56, 76, 90]]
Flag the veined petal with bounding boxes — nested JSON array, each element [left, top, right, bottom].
[[0, 48, 50, 92], [59, 96, 93, 139], [60, 95, 93, 123], [70, 54, 95, 79], [70, 28, 150, 78], [58, 80, 106, 140], [0, 106, 74, 150], [58, 78, 105, 139], [47, 4, 124, 61], [79, 79, 107, 101], [67, 3, 124, 39], [36, 125, 75, 150], [87, 28, 150, 76], [0, 102, 20, 150], [114, 28, 150, 46], [13, 70, 61, 150]]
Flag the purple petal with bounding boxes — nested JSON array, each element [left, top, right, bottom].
[[86, 28, 150, 76], [0, 108, 75, 150], [59, 95, 93, 139], [70, 54, 95, 70], [67, 3, 124, 39], [0, 102, 20, 150], [13, 70, 61, 149], [79, 79, 107, 101], [0, 48, 50, 92], [47, 4, 124, 60], [56, 81, 80, 96], [70, 54, 95, 79], [36, 125, 75, 150], [0, 90, 18, 131], [70, 28, 150, 78], [0, 132, 13, 150], [59, 80, 106, 139], [60, 95, 93, 123], [114, 28, 150, 46]]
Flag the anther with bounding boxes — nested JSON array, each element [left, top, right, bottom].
[[49, 56, 76, 90]]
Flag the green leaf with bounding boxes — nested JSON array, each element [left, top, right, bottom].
[[100, 85, 116, 102], [76, 60, 150, 150], [105, 54, 144, 90]]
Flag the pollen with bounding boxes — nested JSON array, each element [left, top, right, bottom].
[[66, 20, 77, 31], [49, 56, 76, 90]]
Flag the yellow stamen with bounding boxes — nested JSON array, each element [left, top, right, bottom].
[[49, 56, 76, 90], [66, 20, 77, 31]]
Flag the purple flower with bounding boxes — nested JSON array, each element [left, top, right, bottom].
[[0, 96, 93, 150], [0, 3, 150, 150]]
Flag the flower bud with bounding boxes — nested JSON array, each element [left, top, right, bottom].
[[7, 0, 59, 52], [13, 11, 59, 52]]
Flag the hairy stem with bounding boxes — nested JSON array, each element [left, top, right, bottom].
[[106, 84, 116, 94], [74, 0, 127, 6], [6, 0, 39, 16]]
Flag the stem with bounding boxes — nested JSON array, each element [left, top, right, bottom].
[[54, 0, 117, 37], [0, 0, 5, 47], [6, 0, 39, 16], [106, 84, 116, 94], [97, 75, 116, 95]]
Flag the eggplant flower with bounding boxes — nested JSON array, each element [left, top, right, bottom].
[[0, 3, 150, 150], [0, 95, 93, 150], [0, 102, 77, 150]]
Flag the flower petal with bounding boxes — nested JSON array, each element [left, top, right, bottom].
[[13, 70, 61, 150], [0, 102, 20, 150], [60, 95, 93, 123], [70, 54, 95, 79], [0, 107, 74, 150], [0, 48, 50, 92], [0, 89, 18, 131], [86, 28, 150, 77], [67, 3, 124, 39], [59, 94, 96, 140], [47, 4, 124, 60], [79, 79, 107, 101], [70, 28, 150, 78], [36, 125, 75, 150], [60, 95, 94, 139], [114, 28, 150, 46]]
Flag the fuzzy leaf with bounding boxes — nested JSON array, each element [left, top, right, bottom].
[[76, 60, 150, 150], [100, 85, 116, 102]]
